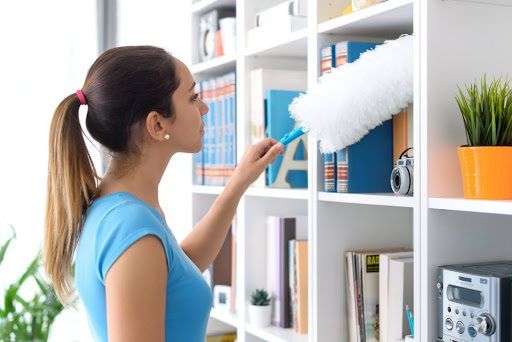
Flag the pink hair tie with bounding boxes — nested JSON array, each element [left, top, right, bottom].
[[76, 90, 87, 106]]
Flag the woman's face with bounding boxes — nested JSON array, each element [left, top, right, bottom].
[[168, 59, 208, 153]]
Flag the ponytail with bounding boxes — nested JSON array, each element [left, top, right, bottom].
[[44, 93, 99, 306]]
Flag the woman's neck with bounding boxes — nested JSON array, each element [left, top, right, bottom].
[[98, 155, 167, 211]]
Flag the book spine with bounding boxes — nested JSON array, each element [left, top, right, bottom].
[[321, 45, 336, 192], [335, 41, 348, 68], [320, 45, 335, 75], [195, 82, 204, 185], [209, 78, 218, 186], [281, 218, 296, 328], [202, 79, 211, 186], [215, 76, 225, 186], [274, 216, 281, 327], [226, 72, 236, 183], [295, 240, 308, 333], [336, 149, 349, 193], [324, 152, 337, 192]]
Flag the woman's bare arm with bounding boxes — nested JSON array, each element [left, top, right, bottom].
[[105, 235, 167, 342]]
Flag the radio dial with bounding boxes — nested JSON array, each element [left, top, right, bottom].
[[475, 313, 496, 336]]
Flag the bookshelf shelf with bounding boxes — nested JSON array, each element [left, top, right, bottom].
[[429, 197, 512, 216], [245, 187, 308, 200], [244, 28, 308, 58], [190, 54, 236, 76], [318, 0, 413, 37], [191, 0, 236, 14], [192, 185, 224, 195], [245, 324, 308, 342], [318, 192, 414, 208], [209, 308, 238, 327]]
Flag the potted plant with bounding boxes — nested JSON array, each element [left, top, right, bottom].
[[0, 225, 64, 342], [248, 289, 271, 328], [455, 74, 512, 199]]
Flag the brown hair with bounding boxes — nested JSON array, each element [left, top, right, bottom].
[[44, 46, 180, 305]]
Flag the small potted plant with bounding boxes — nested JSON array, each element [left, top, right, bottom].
[[455, 74, 512, 199], [248, 289, 271, 328]]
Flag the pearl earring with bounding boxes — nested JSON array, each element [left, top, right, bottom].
[[164, 134, 170, 140]]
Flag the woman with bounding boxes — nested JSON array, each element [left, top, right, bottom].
[[44, 46, 283, 341]]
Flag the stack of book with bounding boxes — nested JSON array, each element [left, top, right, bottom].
[[194, 72, 236, 186], [320, 41, 413, 193], [247, 0, 308, 48], [345, 248, 413, 342], [266, 215, 308, 333]]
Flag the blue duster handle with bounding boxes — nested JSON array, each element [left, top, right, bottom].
[[279, 126, 306, 146]]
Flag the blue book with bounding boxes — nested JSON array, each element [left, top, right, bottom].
[[266, 90, 307, 188], [207, 78, 217, 185], [215, 76, 225, 186], [336, 119, 393, 193], [224, 72, 236, 184], [320, 45, 337, 191], [195, 81, 205, 185], [331, 41, 392, 193]]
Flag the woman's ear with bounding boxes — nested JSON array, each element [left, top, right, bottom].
[[145, 111, 167, 141]]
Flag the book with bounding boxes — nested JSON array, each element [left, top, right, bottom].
[[206, 78, 217, 185], [392, 103, 413, 164], [224, 72, 237, 184], [214, 76, 225, 186], [320, 44, 337, 192], [346, 248, 411, 342], [230, 218, 237, 313], [248, 69, 307, 187], [267, 216, 307, 328], [332, 41, 394, 194], [289, 240, 298, 331], [295, 240, 308, 333], [336, 120, 393, 193], [345, 251, 359, 342], [388, 257, 414, 341], [324, 152, 337, 192], [379, 251, 413, 342], [266, 89, 307, 188], [320, 44, 335, 75], [194, 81, 204, 185], [212, 228, 232, 287]]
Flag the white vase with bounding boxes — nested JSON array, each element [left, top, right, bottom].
[[249, 304, 271, 328]]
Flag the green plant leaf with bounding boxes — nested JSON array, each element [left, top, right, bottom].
[[0, 225, 16, 267], [456, 74, 512, 146]]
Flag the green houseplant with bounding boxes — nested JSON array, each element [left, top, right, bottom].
[[248, 289, 271, 328], [455, 74, 512, 199], [0, 226, 64, 342]]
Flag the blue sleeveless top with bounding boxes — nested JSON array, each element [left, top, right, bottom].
[[75, 192, 212, 341]]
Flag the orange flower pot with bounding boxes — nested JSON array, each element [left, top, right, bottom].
[[458, 146, 512, 199]]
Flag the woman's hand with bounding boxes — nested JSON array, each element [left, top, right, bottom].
[[229, 138, 284, 191]]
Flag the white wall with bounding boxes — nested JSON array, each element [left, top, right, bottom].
[[117, 0, 193, 242], [0, 1, 98, 341]]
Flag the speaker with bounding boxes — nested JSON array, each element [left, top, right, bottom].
[[198, 8, 235, 62]]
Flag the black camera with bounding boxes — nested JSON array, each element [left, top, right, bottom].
[[390, 155, 413, 196]]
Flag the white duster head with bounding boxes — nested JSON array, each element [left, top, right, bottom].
[[289, 35, 413, 154]]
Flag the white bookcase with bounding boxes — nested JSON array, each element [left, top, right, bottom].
[[189, 0, 512, 341]]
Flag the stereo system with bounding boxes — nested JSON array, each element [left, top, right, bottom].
[[437, 261, 512, 342]]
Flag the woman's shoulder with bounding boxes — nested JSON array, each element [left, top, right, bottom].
[[85, 191, 166, 236]]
